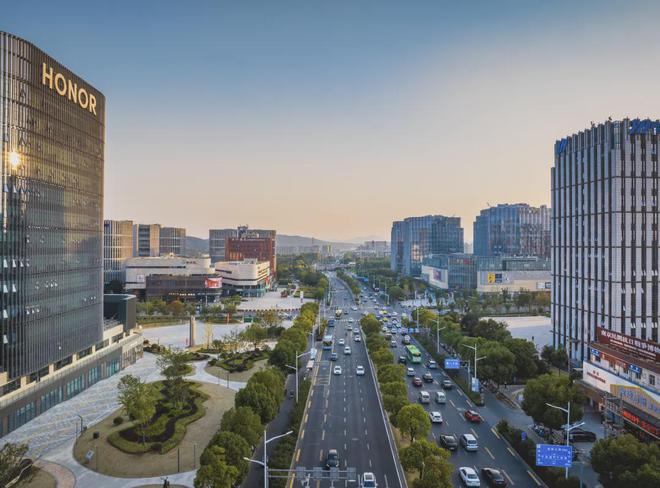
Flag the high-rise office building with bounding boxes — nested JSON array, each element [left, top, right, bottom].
[[474, 203, 551, 258], [0, 32, 142, 435], [103, 220, 133, 284], [390, 215, 463, 276], [160, 226, 186, 256], [133, 223, 161, 257], [552, 118, 659, 363], [209, 228, 238, 264], [226, 226, 277, 280]]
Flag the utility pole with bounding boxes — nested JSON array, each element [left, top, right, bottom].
[[462, 343, 486, 391], [546, 401, 584, 479], [244, 430, 293, 488]]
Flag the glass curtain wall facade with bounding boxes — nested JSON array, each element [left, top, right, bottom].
[[552, 118, 659, 362], [132, 223, 160, 257], [103, 219, 133, 284], [209, 228, 237, 264], [396, 215, 463, 277], [474, 203, 551, 258], [159, 226, 186, 256], [0, 32, 105, 381]]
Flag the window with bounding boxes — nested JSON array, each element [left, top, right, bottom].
[[8, 402, 35, 433], [88, 366, 100, 385], [40, 387, 63, 413], [66, 375, 84, 398], [650, 375, 656, 386], [107, 359, 120, 376]]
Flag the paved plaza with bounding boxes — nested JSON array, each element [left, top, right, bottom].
[[1, 352, 246, 488]]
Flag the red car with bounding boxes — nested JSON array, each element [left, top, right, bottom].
[[464, 409, 483, 423], [412, 376, 423, 387]]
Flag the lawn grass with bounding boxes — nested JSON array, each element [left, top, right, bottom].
[[73, 382, 235, 478], [107, 381, 208, 454]]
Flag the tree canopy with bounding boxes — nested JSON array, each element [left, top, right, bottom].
[[396, 404, 431, 442], [521, 374, 583, 429], [591, 434, 660, 488]]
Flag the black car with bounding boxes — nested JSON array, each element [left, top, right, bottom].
[[439, 434, 458, 451], [422, 372, 434, 383], [325, 449, 339, 469], [567, 428, 597, 443], [482, 467, 507, 487], [441, 379, 453, 389], [398, 356, 407, 364]]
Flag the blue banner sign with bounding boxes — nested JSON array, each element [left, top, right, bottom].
[[629, 119, 660, 135], [444, 358, 460, 369], [628, 363, 641, 374], [471, 377, 480, 393], [536, 444, 573, 468]]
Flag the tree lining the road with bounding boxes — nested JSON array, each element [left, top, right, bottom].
[[520, 374, 584, 429], [400, 439, 452, 487], [591, 433, 660, 488], [396, 404, 431, 442]]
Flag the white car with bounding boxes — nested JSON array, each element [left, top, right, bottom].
[[338, 338, 345, 346], [344, 346, 351, 355], [360, 472, 377, 487], [351, 306, 357, 311], [333, 365, 342, 375], [354, 335, 362, 342], [348, 317, 355, 323], [356, 365, 365, 376], [459, 467, 480, 487], [406, 367, 415, 376], [429, 411, 443, 424]]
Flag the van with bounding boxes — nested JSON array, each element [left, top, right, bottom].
[[460, 433, 478, 452], [402, 335, 411, 345], [435, 391, 446, 404], [418, 391, 430, 404]]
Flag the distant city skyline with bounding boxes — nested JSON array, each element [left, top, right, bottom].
[[3, 0, 660, 240]]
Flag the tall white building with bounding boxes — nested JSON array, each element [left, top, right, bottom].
[[552, 118, 659, 363]]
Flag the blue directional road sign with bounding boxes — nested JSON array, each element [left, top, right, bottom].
[[444, 358, 460, 369], [536, 444, 573, 468]]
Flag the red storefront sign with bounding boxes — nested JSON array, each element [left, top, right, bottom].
[[621, 409, 660, 438], [596, 327, 660, 362]]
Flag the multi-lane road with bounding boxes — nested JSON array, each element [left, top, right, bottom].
[[365, 287, 545, 488], [291, 274, 403, 488]]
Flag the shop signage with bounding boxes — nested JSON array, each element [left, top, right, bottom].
[[621, 409, 660, 438], [596, 327, 659, 362], [42, 63, 98, 115]]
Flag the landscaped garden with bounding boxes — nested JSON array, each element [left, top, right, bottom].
[[208, 349, 268, 373]]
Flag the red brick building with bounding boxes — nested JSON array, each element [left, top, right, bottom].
[[225, 226, 276, 280]]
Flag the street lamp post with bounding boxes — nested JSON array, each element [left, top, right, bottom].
[[546, 401, 584, 479], [462, 343, 486, 390], [286, 350, 311, 403], [244, 429, 293, 488], [435, 316, 446, 355]]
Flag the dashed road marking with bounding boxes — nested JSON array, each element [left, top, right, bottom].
[[449, 399, 456, 408], [502, 469, 514, 486], [484, 446, 495, 460], [322, 430, 325, 441], [507, 446, 517, 457], [296, 449, 301, 462], [470, 428, 478, 438], [527, 470, 542, 486], [319, 449, 324, 461], [491, 427, 501, 439], [323, 414, 327, 423]]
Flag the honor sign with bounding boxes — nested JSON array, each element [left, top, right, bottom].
[[42, 63, 98, 115]]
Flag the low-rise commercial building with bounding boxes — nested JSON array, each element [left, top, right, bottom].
[[580, 327, 659, 442], [215, 259, 271, 297], [125, 257, 215, 298], [146, 275, 222, 302], [421, 255, 551, 292]]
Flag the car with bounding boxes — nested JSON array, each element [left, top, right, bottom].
[[441, 379, 453, 389], [481, 468, 507, 487], [344, 346, 351, 355], [354, 335, 362, 342], [422, 372, 434, 383], [419, 391, 431, 403], [392, 318, 398, 324], [532, 424, 550, 438], [429, 411, 443, 423], [435, 391, 447, 404], [406, 367, 415, 376], [412, 376, 423, 387], [325, 449, 339, 469], [464, 410, 483, 423], [459, 466, 481, 487], [402, 335, 411, 345], [360, 472, 377, 488], [346, 324, 353, 331], [398, 355, 407, 364], [381, 326, 388, 333], [460, 433, 478, 451], [390, 340, 397, 348], [351, 306, 357, 311], [392, 311, 398, 316], [338, 338, 345, 346], [567, 428, 597, 442], [330, 352, 338, 361], [439, 434, 458, 450], [356, 365, 365, 376], [427, 359, 438, 369], [333, 365, 342, 375], [348, 317, 355, 323]]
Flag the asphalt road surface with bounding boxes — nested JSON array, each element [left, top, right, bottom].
[[291, 274, 403, 488], [365, 285, 545, 488]]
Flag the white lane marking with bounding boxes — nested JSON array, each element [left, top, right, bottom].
[[470, 428, 478, 438], [502, 469, 515, 486], [484, 446, 495, 460]]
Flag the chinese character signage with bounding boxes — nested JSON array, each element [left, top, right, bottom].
[[596, 327, 659, 362], [536, 444, 572, 468], [444, 358, 460, 369]]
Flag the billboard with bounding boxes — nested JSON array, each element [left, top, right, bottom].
[[536, 444, 572, 468], [596, 327, 659, 362], [205, 277, 222, 289]]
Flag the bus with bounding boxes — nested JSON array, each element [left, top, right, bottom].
[[405, 345, 422, 363], [322, 334, 334, 350], [335, 309, 343, 319]]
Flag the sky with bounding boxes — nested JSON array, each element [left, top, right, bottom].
[[3, 1, 660, 242]]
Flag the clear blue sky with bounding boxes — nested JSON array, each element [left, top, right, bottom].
[[3, 1, 660, 241]]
